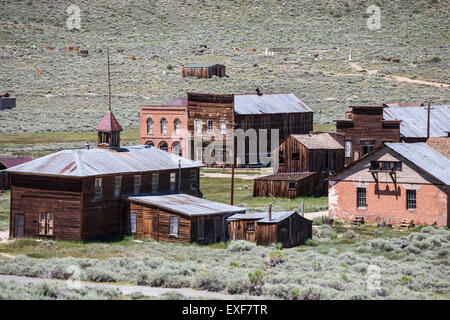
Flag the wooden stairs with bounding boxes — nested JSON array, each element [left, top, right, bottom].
[[400, 219, 414, 230], [352, 216, 365, 226]]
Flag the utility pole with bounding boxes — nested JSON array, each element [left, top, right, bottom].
[[230, 146, 236, 205], [426, 100, 434, 139], [107, 46, 112, 112]]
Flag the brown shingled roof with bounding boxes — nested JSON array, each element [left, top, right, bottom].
[[426, 137, 450, 159]]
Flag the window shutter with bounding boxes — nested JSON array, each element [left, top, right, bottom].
[[47, 213, 54, 236], [39, 213, 46, 235]]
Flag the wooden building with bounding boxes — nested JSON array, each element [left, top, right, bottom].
[[140, 91, 313, 167], [328, 142, 450, 227], [253, 133, 344, 198], [0, 157, 33, 190], [127, 193, 245, 243], [0, 92, 16, 110], [182, 64, 226, 79], [227, 211, 312, 247], [6, 110, 218, 241], [336, 105, 401, 166]]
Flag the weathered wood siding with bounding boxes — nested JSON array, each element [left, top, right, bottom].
[[10, 174, 82, 241], [227, 219, 259, 242], [0, 171, 9, 190], [253, 173, 320, 198], [182, 65, 225, 79]]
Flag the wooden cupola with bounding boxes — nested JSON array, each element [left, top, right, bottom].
[[96, 46, 123, 149], [96, 110, 123, 148]]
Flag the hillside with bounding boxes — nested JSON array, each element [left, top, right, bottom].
[[0, 0, 448, 133]]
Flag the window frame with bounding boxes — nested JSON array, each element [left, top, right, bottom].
[[194, 120, 202, 134], [357, 187, 367, 208], [288, 182, 296, 189], [207, 120, 213, 134], [38, 212, 54, 236], [146, 117, 153, 134], [291, 152, 300, 161], [246, 222, 255, 233], [152, 173, 159, 193], [130, 212, 137, 234], [345, 141, 352, 158], [133, 175, 141, 195], [189, 170, 197, 191], [114, 176, 122, 198], [170, 172, 177, 192], [220, 120, 226, 134], [406, 189, 416, 210], [174, 118, 181, 135], [160, 117, 167, 134], [94, 178, 102, 199], [169, 216, 179, 237]]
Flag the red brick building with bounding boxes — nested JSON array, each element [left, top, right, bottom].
[[328, 142, 449, 227]]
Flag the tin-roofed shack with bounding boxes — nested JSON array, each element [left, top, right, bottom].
[[127, 193, 245, 243], [182, 64, 226, 78], [227, 211, 312, 247], [0, 157, 34, 190]]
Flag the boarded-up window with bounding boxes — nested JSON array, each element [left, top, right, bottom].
[[134, 175, 141, 194], [38, 213, 54, 236], [114, 176, 122, 198], [170, 216, 178, 236], [170, 172, 177, 192], [190, 170, 197, 191], [345, 141, 352, 158], [357, 188, 367, 208], [198, 217, 205, 241], [94, 178, 102, 199], [130, 212, 137, 233], [152, 174, 159, 193], [407, 190, 416, 209]]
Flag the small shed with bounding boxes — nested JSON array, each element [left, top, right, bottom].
[[0, 157, 33, 190], [182, 63, 226, 79], [126, 193, 245, 244], [227, 211, 312, 247], [253, 172, 320, 198], [0, 92, 16, 110]]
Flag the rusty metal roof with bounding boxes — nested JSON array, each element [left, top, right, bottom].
[[291, 133, 344, 150], [95, 111, 123, 132], [386, 142, 450, 185], [0, 156, 34, 169], [6, 145, 204, 177], [383, 105, 450, 138], [426, 137, 450, 158], [128, 193, 245, 216], [234, 93, 312, 115], [227, 211, 297, 223]]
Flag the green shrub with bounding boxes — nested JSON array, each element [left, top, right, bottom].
[[320, 224, 333, 238], [194, 271, 226, 292], [227, 278, 249, 295], [131, 291, 144, 300], [342, 230, 356, 239], [305, 238, 318, 246], [248, 269, 265, 286], [267, 251, 287, 266], [227, 240, 256, 252]]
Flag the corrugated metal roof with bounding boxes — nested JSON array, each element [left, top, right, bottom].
[[6, 145, 204, 177], [383, 102, 424, 108], [0, 156, 34, 169], [386, 142, 450, 185], [184, 63, 216, 68], [128, 193, 245, 216], [227, 211, 297, 223], [234, 94, 312, 115], [383, 105, 450, 138], [291, 133, 344, 150], [95, 111, 123, 132]]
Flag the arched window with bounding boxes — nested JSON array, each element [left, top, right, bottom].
[[159, 141, 168, 152], [174, 118, 181, 134], [160, 118, 167, 134], [145, 140, 154, 147], [172, 142, 182, 156], [146, 117, 153, 134]]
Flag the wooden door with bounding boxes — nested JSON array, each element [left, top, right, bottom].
[[245, 222, 256, 242], [14, 214, 24, 238], [143, 217, 152, 239]]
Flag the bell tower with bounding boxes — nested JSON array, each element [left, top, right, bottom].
[[95, 46, 123, 149]]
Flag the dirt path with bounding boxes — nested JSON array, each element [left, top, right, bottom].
[[389, 75, 449, 88], [0, 274, 248, 299], [303, 211, 328, 221], [349, 62, 378, 75]]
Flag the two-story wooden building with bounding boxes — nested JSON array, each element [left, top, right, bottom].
[[328, 142, 449, 227], [253, 133, 344, 198], [336, 105, 401, 166], [140, 91, 313, 167], [7, 110, 244, 242]]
